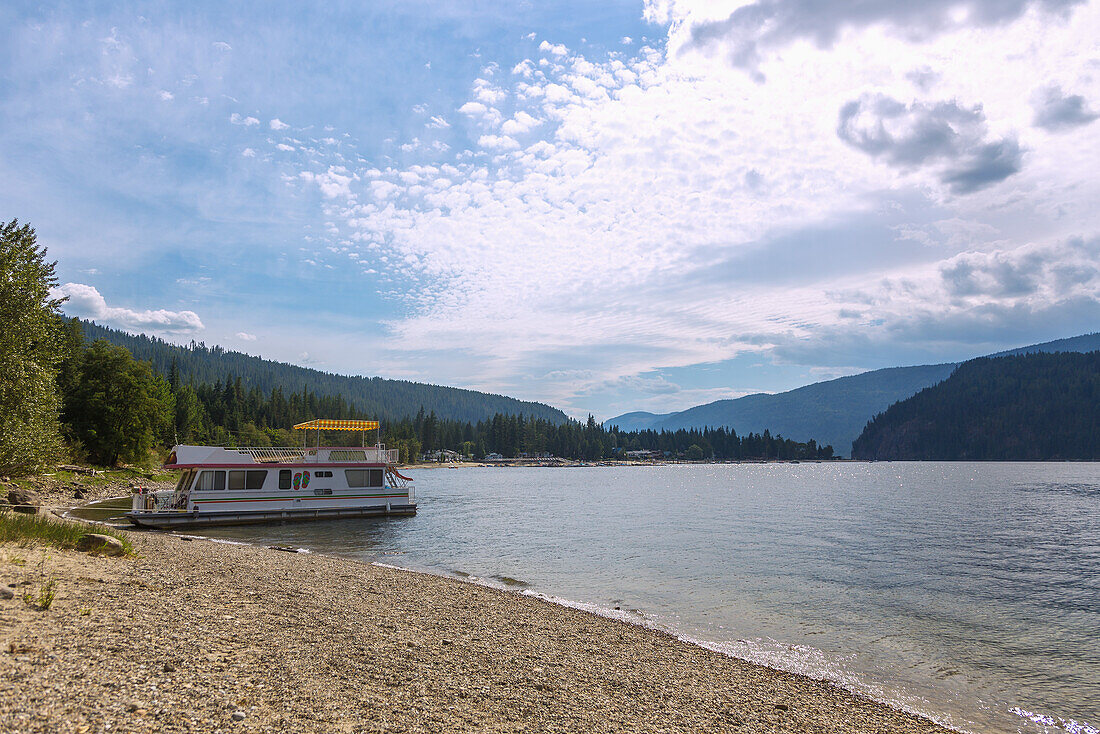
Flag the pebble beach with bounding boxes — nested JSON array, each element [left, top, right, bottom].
[[0, 517, 959, 734]]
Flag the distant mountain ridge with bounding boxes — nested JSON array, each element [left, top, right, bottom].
[[75, 319, 570, 426], [605, 333, 1100, 456]]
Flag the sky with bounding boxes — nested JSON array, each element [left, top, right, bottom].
[[2, 0, 1099, 421]]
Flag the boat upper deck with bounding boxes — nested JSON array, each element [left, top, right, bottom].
[[166, 445, 400, 468]]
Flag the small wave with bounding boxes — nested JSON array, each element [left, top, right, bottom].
[[492, 575, 530, 588], [1011, 707, 1099, 734]]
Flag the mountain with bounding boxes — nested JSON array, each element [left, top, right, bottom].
[[851, 351, 1100, 460], [606, 411, 665, 432], [990, 332, 1100, 357], [604, 333, 1100, 456], [606, 364, 956, 456], [73, 319, 570, 425]]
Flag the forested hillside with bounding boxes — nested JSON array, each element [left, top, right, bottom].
[[76, 320, 568, 425], [851, 352, 1100, 460]]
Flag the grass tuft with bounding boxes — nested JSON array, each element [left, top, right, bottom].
[[0, 511, 133, 555], [23, 578, 57, 611]]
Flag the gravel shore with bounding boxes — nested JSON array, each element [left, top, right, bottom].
[[1, 525, 955, 733]]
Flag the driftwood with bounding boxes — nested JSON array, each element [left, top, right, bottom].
[[57, 465, 101, 476]]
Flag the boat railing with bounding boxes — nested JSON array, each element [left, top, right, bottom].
[[133, 489, 187, 513], [229, 447, 311, 463]]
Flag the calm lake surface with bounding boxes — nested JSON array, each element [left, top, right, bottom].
[[91, 463, 1099, 733]]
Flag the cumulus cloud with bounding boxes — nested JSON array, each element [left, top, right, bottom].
[[426, 115, 450, 129], [1031, 85, 1098, 131], [837, 93, 1023, 193], [877, 238, 1095, 328], [538, 40, 568, 57], [236, 332, 258, 341], [269, 118, 290, 130], [157, 90, 173, 101], [500, 111, 541, 136], [771, 236, 1100, 369], [230, 113, 259, 126], [685, 0, 1084, 79], [477, 134, 520, 150], [54, 283, 204, 334]]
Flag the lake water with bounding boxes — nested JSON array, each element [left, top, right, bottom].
[[85, 463, 1100, 733]]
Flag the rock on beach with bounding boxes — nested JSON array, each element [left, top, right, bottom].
[[74, 533, 125, 556]]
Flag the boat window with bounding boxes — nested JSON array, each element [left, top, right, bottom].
[[345, 469, 384, 488], [174, 470, 194, 492], [195, 470, 226, 491], [279, 469, 292, 490], [246, 470, 267, 490], [228, 471, 246, 490]]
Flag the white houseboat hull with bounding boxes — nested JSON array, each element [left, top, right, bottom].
[[127, 443, 416, 529], [128, 502, 416, 529]]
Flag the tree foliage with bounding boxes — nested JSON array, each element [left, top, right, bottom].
[[0, 220, 64, 472], [63, 339, 174, 466]]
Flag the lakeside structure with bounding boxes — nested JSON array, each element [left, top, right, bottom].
[[128, 419, 415, 528]]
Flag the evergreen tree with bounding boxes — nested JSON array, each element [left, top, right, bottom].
[[0, 220, 64, 472]]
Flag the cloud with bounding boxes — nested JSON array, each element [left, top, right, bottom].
[[157, 90, 173, 101], [276, 143, 295, 151], [230, 113, 260, 126], [241, 147, 256, 157], [54, 283, 204, 334], [939, 139, 1024, 194], [500, 111, 541, 136], [1031, 85, 1099, 131], [236, 332, 258, 341], [905, 66, 940, 92], [837, 93, 1023, 193], [299, 166, 357, 198], [684, 0, 1085, 79], [538, 40, 568, 57], [827, 236, 1100, 347], [477, 134, 520, 150], [212, 41, 231, 51], [426, 115, 450, 129], [270, 118, 290, 130]]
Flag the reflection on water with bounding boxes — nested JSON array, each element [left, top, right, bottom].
[[80, 462, 1100, 734]]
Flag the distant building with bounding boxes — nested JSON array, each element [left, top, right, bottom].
[[421, 449, 463, 462], [483, 452, 504, 460]]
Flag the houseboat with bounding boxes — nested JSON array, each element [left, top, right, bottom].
[[127, 419, 416, 529]]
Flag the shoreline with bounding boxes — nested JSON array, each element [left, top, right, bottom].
[[1, 514, 957, 733]]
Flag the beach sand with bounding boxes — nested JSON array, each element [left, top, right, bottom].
[[0, 526, 954, 733]]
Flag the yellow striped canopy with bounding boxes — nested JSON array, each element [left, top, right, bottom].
[[293, 419, 379, 431]]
